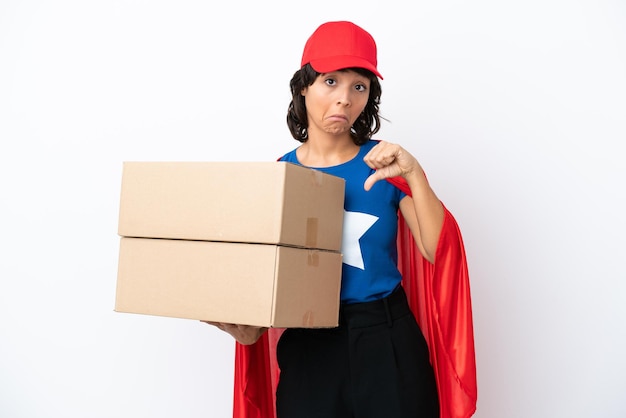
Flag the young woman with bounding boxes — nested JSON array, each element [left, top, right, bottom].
[[273, 21, 441, 418], [214, 21, 477, 418]]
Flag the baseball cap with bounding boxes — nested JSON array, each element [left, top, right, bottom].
[[300, 21, 383, 79]]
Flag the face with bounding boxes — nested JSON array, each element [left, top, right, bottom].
[[301, 70, 371, 138]]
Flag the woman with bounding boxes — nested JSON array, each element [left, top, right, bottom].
[[275, 20, 441, 418], [216, 21, 477, 418]]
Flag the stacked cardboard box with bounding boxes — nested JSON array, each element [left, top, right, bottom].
[[115, 162, 345, 328]]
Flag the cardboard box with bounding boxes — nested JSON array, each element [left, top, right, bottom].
[[115, 237, 343, 328], [118, 161, 345, 251]]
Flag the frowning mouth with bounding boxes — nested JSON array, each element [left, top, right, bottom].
[[327, 114, 349, 122]]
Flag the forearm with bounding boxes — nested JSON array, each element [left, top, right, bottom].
[[404, 170, 444, 261]]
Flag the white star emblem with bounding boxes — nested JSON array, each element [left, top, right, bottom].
[[341, 210, 378, 270]]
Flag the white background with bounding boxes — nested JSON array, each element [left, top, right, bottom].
[[1, 1, 625, 417]]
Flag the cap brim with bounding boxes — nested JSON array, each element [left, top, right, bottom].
[[309, 56, 383, 79]]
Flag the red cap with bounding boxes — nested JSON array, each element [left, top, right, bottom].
[[300, 21, 383, 79]]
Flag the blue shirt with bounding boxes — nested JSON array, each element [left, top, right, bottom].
[[280, 140, 406, 303]]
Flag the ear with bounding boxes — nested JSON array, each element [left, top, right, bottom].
[[300, 86, 308, 97]]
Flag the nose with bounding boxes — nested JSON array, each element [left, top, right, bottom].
[[336, 87, 352, 106], [337, 97, 351, 107]]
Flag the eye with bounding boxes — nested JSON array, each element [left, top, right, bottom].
[[355, 83, 368, 92], [324, 78, 337, 86]]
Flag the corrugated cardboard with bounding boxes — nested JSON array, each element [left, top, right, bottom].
[[115, 237, 343, 328], [118, 161, 345, 251]]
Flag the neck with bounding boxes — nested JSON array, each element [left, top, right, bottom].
[[297, 134, 359, 167]]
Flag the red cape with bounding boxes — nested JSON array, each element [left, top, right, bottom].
[[232, 176, 477, 418]]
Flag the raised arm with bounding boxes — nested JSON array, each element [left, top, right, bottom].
[[363, 140, 444, 262]]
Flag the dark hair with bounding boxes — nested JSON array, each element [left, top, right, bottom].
[[286, 64, 382, 145]]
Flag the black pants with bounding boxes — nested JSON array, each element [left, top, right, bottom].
[[276, 286, 439, 418]]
